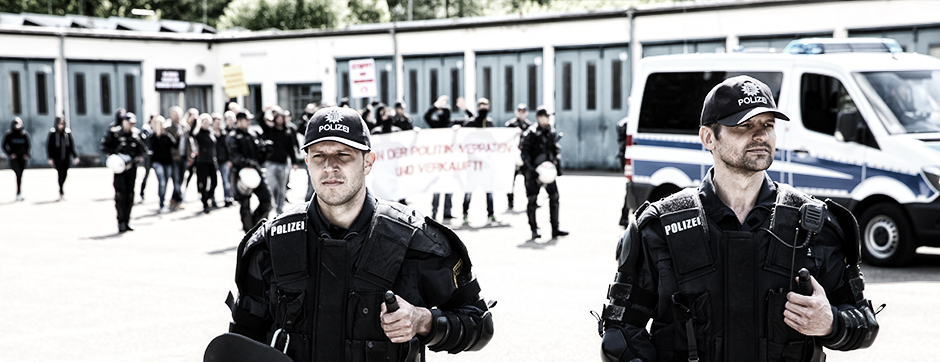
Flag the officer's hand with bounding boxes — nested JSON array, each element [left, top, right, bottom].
[[73, 158, 80, 166], [23, 155, 29, 160], [784, 275, 834, 336], [9, 154, 15, 159], [380, 295, 432, 343], [48, 159, 54, 167]]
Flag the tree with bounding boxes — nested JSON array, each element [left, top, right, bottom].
[[0, 0, 233, 28], [217, 0, 390, 31]]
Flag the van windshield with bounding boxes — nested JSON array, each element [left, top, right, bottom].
[[860, 71, 940, 134]]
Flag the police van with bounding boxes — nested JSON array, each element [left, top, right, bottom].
[[622, 38, 940, 267]]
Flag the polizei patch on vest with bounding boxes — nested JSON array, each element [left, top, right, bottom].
[[663, 216, 702, 236], [271, 221, 305, 236]]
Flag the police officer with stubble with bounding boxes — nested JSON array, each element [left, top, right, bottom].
[[598, 76, 879, 362], [100, 112, 147, 233], [227, 107, 494, 362]]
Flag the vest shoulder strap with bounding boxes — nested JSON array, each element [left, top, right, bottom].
[[653, 188, 714, 278], [267, 203, 311, 285], [354, 201, 419, 290]]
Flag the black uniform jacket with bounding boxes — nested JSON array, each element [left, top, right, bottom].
[[100, 126, 147, 161], [230, 190, 491, 361], [613, 168, 860, 362], [47, 128, 77, 163], [519, 124, 561, 173], [226, 128, 266, 170]]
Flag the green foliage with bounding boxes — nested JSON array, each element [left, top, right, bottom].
[[0, 0, 232, 28], [217, 0, 390, 31]]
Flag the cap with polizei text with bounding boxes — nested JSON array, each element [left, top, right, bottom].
[[700, 75, 790, 127], [303, 107, 371, 151]]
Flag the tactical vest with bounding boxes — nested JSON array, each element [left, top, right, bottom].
[[264, 201, 432, 362], [643, 183, 838, 362]]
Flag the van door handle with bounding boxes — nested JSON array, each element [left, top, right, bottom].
[[793, 149, 810, 156]]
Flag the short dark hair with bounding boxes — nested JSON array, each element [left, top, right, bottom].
[[236, 112, 249, 121], [707, 122, 722, 140]]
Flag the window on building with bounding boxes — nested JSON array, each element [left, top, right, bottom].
[[100, 74, 111, 115], [586, 61, 597, 110], [409, 70, 418, 113], [75, 73, 86, 115], [612, 60, 623, 110], [277, 83, 322, 120], [36, 72, 48, 115], [125, 74, 136, 114], [10, 72, 22, 115], [430, 69, 439, 104], [342, 71, 350, 100], [638, 71, 783, 134], [482, 67, 492, 102], [504, 66, 514, 112], [185, 85, 213, 113], [527, 65, 537, 111], [245, 84, 262, 114], [562, 62, 572, 111], [380, 70, 389, 105], [450, 68, 460, 112]]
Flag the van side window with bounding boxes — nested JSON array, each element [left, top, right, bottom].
[[800, 73, 856, 136], [638, 71, 783, 134]]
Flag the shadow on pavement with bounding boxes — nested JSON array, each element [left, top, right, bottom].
[[863, 252, 940, 283], [31, 199, 62, 205], [85, 232, 124, 240], [517, 237, 559, 250], [207, 246, 238, 255], [454, 222, 512, 232]]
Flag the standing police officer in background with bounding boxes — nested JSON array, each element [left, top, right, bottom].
[[227, 107, 493, 361], [520, 106, 567, 240], [598, 76, 879, 362], [505, 103, 533, 211], [100, 112, 148, 233], [227, 111, 272, 232]]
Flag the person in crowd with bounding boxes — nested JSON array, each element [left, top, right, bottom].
[[137, 114, 154, 204], [258, 106, 299, 215], [228, 111, 272, 232], [519, 106, 568, 240], [505, 103, 533, 211], [148, 115, 178, 214], [458, 98, 499, 224], [216, 112, 234, 207], [182, 108, 200, 200], [166, 106, 189, 210], [3, 117, 31, 201], [192, 113, 219, 214], [298, 103, 318, 202], [391, 101, 414, 130], [226, 106, 493, 361], [424, 95, 455, 220], [369, 103, 402, 135], [100, 112, 147, 233], [46, 116, 78, 201]]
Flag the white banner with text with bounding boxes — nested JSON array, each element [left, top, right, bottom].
[[366, 128, 521, 201]]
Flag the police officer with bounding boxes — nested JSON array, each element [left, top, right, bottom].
[[424, 95, 455, 220], [100, 112, 148, 233], [391, 101, 414, 131], [598, 76, 879, 362], [227, 107, 494, 362], [520, 106, 568, 240], [227, 111, 273, 232], [505, 103, 533, 211]]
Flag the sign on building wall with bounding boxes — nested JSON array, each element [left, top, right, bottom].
[[349, 58, 377, 98], [222, 65, 250, 98], [154, 69, 186, 90]]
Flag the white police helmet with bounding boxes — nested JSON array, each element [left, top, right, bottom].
[[237, 168, 261, 194], [536, 161, 557, 184], [106, 154, 132, 174]]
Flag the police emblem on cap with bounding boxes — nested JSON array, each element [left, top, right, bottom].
[[741, 82, 760, 97], [326, 109, 342, 124]]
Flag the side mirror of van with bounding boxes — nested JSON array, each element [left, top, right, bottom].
[[835, 110, 880, 149]]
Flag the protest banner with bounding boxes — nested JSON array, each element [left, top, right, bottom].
[[366, 128, 521, 201]]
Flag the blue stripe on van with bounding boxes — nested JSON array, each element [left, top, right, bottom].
[[865, 167, 933, 198], [633, 138, 702, 150], [634, 160, 703, 181]]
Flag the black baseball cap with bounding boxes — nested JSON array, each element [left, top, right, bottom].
[[700, 75, 789, 127], [535, 106, 552, 117], [303, 107, 371, 151]]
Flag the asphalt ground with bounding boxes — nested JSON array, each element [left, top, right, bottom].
[[0, 166, 938, 361]]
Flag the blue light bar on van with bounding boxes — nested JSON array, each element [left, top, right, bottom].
[[783, 38, 903, 55]]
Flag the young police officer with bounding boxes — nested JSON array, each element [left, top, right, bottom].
[[227, 111, 273, 232], [100, 112, 147, 233], [520, 106, 568, 239], [599, 76, 879, 362], [227, 107, 493, 362]]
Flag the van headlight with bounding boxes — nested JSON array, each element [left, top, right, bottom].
[[923, 166, 940, 192]]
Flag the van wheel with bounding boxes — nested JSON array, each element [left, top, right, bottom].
[[858, 203, 916, 267]]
